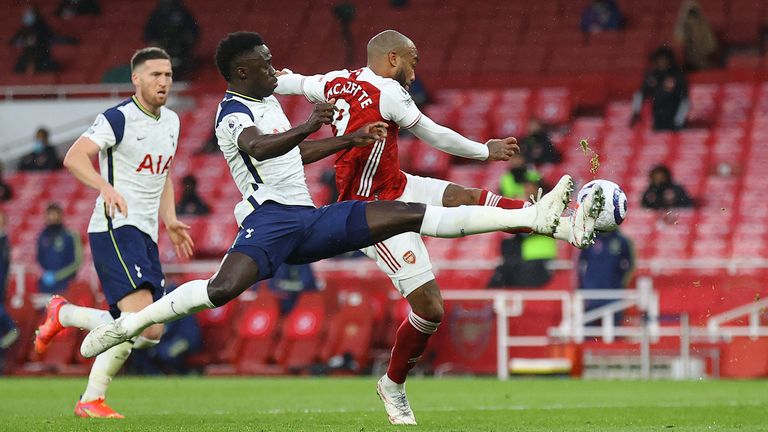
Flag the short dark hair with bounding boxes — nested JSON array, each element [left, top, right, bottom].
[[131, 47, 170, 72], [46, 202, 62, 213], [215, 32, 265, 82]]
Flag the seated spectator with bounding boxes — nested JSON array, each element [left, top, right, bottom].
[[19, 128, 61, 171], [176, 175, 210, 216], [0, 163, 14, 202], [36, 203, 82, 296], [578, 229, 634, 326], [519, 119, 561, 166], [631, 46, 689, 131], [144, 0, 199, 79], [580, 0, 623, 33], [57, 0, 101, 19], [11, 7, 57, 73], [18, 128, 62, 172], [641, 164, 693, 209], [674, 0, 719, 71]]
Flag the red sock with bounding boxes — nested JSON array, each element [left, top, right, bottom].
[[479, 190, 532, 233], [387, 311, 439, 384]]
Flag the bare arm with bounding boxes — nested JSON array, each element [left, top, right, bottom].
[[299, 122, 388, 165], [238, 102, 336, 161], [160, 175, 194, 259], [63, 136, 127, 218], [159, 176, 178, 226]]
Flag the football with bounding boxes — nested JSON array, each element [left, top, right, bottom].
[[577, 179, 628, 231]]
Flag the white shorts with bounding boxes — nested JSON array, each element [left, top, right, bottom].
[[361, 173, 451, 297]]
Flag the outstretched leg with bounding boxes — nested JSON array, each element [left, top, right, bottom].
[[81, 253, 260, 357], [82, 182, 578, 358]]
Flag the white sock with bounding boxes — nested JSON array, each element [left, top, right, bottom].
[[419, 205, 537, 238], [121, 279, 213, 337], [553, 216, 571, 242], [382, 374, 405, 391], [59, 304, 113, 331], [132, 335, 161, 350], [81, 341, 132, 402]]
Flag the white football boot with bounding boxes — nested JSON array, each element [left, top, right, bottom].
[[561, 186, 605, 249], [376, 375, 417, 425], [529, 174, 574, 235], [80, 315, 130, 358]]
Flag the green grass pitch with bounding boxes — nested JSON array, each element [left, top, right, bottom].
[[0, 377, 766, 431]]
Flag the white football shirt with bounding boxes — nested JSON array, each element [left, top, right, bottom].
[[83, 96, 179, 242], [214, 90, 314, 225]]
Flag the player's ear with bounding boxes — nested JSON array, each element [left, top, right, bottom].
[[388, 51, 399, 68], [130, 71, 140, 87], [235, 66, 247, 80]]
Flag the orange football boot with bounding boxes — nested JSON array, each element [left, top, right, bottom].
[[34, 295, 68, 354], [74, 398, 125, 419]]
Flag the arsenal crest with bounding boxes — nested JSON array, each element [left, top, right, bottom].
[[403, 250, 416, 264]]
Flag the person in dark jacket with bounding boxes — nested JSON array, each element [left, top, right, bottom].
[[176, 175, 210, 216], [578, 229, 634, 325], [641, 164, 693, 209], [144, 0, 199, 79], [19, 128, 63, 172], [11, 7, 58, 73], [519, 119, 561, 166], [631, 46, 689, 131], [36, 203, 82, 294], [0, 211, 18, 354]]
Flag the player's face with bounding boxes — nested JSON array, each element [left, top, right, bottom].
[[238, 45, 277, 98], [132, 59, 173, 108], [394, 45, 418, 90]]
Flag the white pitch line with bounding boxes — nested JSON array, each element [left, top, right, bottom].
[[196, 400, 767, 416]]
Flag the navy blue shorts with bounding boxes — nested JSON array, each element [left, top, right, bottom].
[[89, 226, 165, 318], [229, 200, 372, 280]]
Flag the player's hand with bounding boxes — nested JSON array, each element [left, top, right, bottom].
[[275, 68, 292, 77], [100, 184, 128, 218], [303, 99, 337, 133], [348, 122, 388, 147], [166, 219, 194, 260], [485, 137, 519, 161]]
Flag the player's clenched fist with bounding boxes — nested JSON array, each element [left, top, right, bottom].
[[485, 137, 520, 161], [303, 99, 337, 133], [349, 121, 389, 147], [100, 184, 128, 218]]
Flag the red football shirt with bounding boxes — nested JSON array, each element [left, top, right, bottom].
[[298, 67, 422, 201]]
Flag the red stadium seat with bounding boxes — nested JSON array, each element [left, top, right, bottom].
[[273, 293, 326, 373], [229, 294, 283, 375], [191, 299, 242, 369], [320, 305, 374, 373]]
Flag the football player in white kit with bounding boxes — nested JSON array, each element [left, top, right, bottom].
[[34, 47, 194, 418], [79, 34, 604, 425]]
